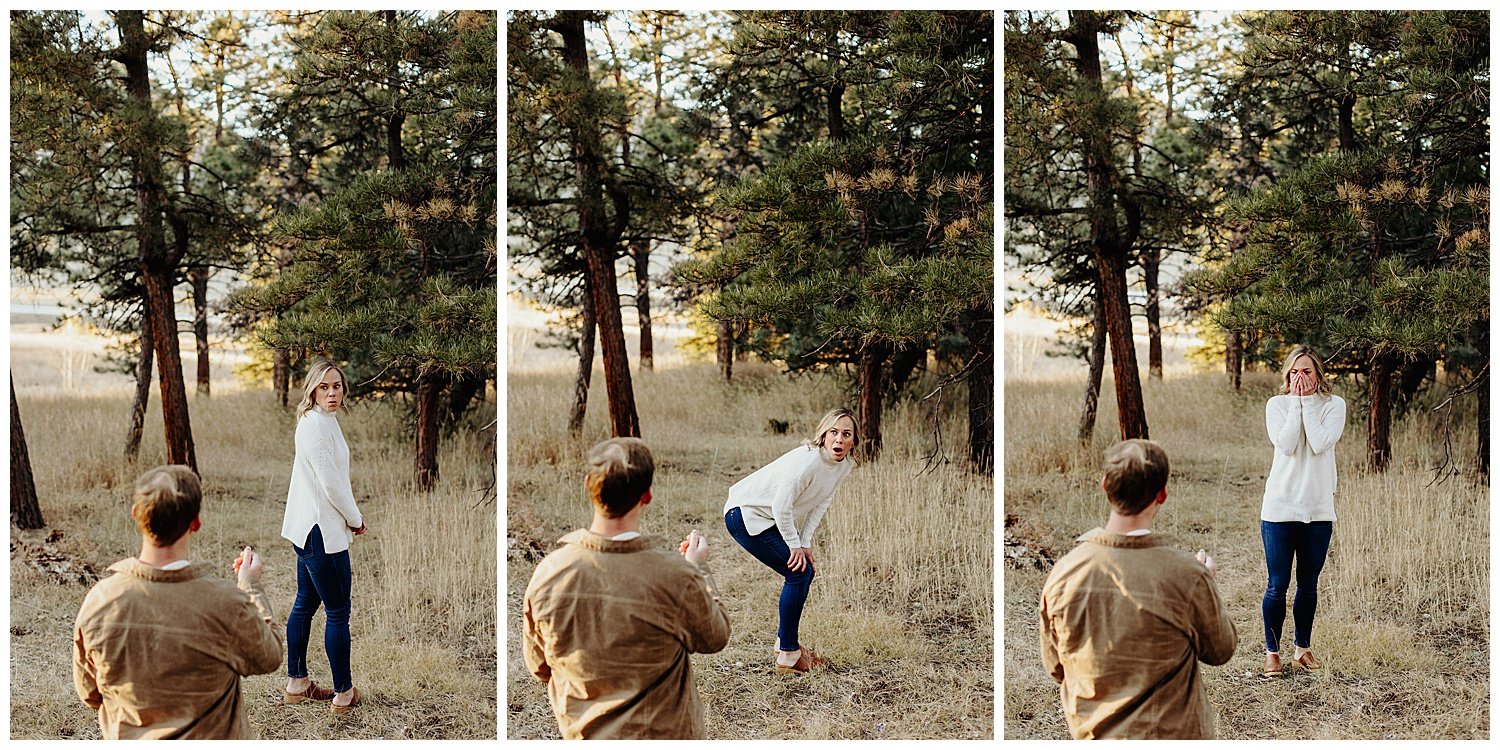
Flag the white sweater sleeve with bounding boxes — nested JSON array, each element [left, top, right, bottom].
[[1302, 396, 1346, 455], [772, 462, 815, 548], [1267, 397, 1303, 456], [308, 424, 363, 529], [798, 494, 836, 549]]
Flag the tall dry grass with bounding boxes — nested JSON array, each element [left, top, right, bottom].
[[507, 361, 994, 739], [10, 366, 497, 740], [1004, 365, 1488, 740]]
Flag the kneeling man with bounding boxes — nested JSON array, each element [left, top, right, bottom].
[[524, 437, 731, 739], [1040, 439, 1237, 739]]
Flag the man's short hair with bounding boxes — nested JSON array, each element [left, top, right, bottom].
[[1102, 439, 1169, 516], [132, 465, 202, 546], [586, 438, 654, 518]]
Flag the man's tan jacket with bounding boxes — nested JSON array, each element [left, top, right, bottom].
[[524, 530, 731, 739], [72, 558, 284, 739], [1040, 529, 1238, 739]]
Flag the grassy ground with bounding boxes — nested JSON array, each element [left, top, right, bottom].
[[1003, 355, 1489, 739], [506, 361, 994, 739], [10, 349, 497, 739]]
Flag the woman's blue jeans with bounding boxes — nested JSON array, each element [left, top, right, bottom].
[[1261, 520, 1333, 653], [286, 525, 354, 692], [725, 507, 814, 652]]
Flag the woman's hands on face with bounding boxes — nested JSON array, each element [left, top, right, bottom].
[[1291, 371, 1316, 396], [787, 547, 814, 573]]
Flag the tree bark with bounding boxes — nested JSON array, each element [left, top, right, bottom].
[[716, 319, 734, 383], [11, 377, 45, 530], [1225, 329, 1242, 392], [1070, 11, 1149, 440], [966, 311, 994, 475], [1478, 329, 1489, 476], [273, 348, 291, 409], [119, 10, 197, 472], [827, 80, 846, 141], [414, 370, 444, 491], [382, 10, 407, 171], [557, 11, 640, 438], [856, 342, 888, 461], [1078, 284, 1108, 444], [1367, 352, 1395, 471], [125, 307, 155, 460], [1143, 245, 1162, 380], [190, 265, 210, 396], [633, 240, 653, 371], [568, 274, 596, 434]]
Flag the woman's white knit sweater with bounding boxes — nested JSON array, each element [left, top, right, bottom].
[[282, 407, 364, 553], [1261, 394, 1346, 523], [724, 444, 853, 549]]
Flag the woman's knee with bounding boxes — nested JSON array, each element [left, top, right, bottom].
[[1263, 574, 1291, 599], [785, 567, 815, 587]]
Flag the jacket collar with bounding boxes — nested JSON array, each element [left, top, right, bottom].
[[558, 528, 661, 553], [1077, 527, 1172, 549], [106, 557, 207, 583]]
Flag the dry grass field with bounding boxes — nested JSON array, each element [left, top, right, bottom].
[[506, 361, 994, 739], [1003, 333, 1489, 739], [10, 340, 497, 739]]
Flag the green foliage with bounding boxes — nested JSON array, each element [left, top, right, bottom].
[[232, 11, 497, 399], [1189, 11, 1489, 376], [681, 11, 993, 378]]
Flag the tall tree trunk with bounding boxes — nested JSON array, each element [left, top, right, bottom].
[[966, 311, 994, 476], [190, 265, 210, 396], [11, 377, 45, 530], [634, 240, 653, 371], [125, 307, 155, 460], [382, 10, 407, 171], [1143, 246, 1162, 380], [119, 10, 196, 473], [1225, 329, 1242, 392], [1478, 329, 1489, 476], [857, 342, 888, 461], [1078, 285, 1108, 444], [414, 370, 444, 491], [273, 348, 291, 409], [827, 80, 846, 141], [1070, 11, 1148, 440], [568, 276, 597, 434], [557, 11, 640, 438], [1367, 352, 1395, 471], [1337, 90, 1358, 153], [716, 319, 734, 383]]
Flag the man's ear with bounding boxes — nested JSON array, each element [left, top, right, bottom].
[[638, 488, 652, 507], [1155, 488, 1168, 506], [189, 516, 202, 533]]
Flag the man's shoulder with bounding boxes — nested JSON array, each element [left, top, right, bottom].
[[1046, 535, 1201, 585]]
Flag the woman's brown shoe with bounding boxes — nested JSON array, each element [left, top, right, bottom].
[[774, 649, 824, 675], [1262, 652, 1283, 678], [283, 680, 336, 704], [1295, 650, 1323, 670], [331, 686, 363, 715]]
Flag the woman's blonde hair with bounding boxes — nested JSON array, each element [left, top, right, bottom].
[[1277, 345, 1332, 396], [296, 359, 348, 418], [805, 408, 860, 455]]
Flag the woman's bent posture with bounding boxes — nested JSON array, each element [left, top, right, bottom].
[[724, 408, 858, 674]]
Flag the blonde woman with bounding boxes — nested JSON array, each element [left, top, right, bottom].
[[1260, 346, 1346, 678], [723, 408, 858, 674], [281, 360, 367, 713]]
